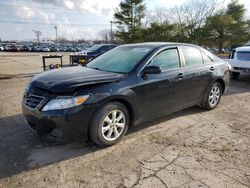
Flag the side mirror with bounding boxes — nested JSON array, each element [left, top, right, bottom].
[[142, 65, 161, 75]]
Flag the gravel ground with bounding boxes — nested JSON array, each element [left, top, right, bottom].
[[0, 53, 249, 188]]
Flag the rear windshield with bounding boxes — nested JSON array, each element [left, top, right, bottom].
[[237, 52, 250, 61]]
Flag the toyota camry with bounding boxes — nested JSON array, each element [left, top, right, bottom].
[[22, 43, 231, 146]]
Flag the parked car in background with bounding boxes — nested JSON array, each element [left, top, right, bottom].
[[22, 45, 32, 51], [16, 45, 23, 51], [49, 46, 60, 52], [22, 42, 231, 146], [66, 47, 76, 52], [31, 46, 39, 52], [4, 45, 11, 51], [10, 45, 19, 52], [208, 48, 219, 54], [228, 46, 250, 79], [76, 44, 117, 63], [59, 47, 67, 52], [0, 45, 4, 51], [41, 47, 50, 52], [75, 47, 82, 52]]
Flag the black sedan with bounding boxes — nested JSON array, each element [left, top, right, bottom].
[[22, 43, 231, 146], [75, 44, 116, 64]]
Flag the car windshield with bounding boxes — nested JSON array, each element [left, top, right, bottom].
[[86, 46, 153, 73], [237, 51, 250, 61], [88, 45, 102, 52]]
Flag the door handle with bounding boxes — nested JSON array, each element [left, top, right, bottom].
[[178, 73, 184, 79], [210, 66, 215, 71]]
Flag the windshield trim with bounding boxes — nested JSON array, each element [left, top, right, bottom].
[[86, 66, 127, 74]]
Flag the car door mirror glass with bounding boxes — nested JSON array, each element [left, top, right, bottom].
[[143, 65, 161, 74]]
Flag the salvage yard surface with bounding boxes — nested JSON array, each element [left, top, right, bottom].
[[0, 52, 250, 188]]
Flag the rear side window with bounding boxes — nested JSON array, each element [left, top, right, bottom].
[[150, 48, 180, 71], [237, 52, 250, 61], [182, 46, 203, 67]]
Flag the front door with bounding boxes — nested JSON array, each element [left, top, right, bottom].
[[135, 47, 186, 123]]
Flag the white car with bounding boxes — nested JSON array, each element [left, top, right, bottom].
[[41, 47, 50, 52], [228, 46, 250, 79], [0, 45, 4, 51]]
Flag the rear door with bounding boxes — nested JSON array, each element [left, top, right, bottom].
[[180, 46, 214, 105]]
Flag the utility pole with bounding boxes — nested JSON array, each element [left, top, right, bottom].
[[110, 21, 118, 43], [54, 26, 58, 41], [110, 21, 113, 43]]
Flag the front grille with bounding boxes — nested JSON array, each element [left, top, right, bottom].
[[25, 94, 45, 110]]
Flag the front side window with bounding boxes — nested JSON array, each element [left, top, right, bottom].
[[150, 48, 180, 71], [182, 46, 203, 67], [237, 52, 250, 61]]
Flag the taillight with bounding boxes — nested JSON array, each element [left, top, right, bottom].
[[227, 63, 232, 71]]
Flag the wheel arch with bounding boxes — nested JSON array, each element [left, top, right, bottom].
[[214, 78, 225, 94], [107, 98, 135, 127]]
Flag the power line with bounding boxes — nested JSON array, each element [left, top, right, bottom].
[[0, 3, 79, 12], [0, 19, 109, 27]]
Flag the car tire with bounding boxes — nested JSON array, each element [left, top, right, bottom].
[[202, 82, 222, 110], [89, 102, 129, 147], [232, 72, 240, 80]]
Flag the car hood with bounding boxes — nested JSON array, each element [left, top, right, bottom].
[[30, 66, 124, 93]]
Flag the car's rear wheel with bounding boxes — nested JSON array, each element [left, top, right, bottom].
[[89, 102, 129, 147], [202, 82, 222, 110], [232, 72, 240, 80]]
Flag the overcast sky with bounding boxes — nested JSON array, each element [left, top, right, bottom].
[[0, 0, 250, 41]]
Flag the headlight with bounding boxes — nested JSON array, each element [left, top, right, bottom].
[[42, 95, 89, 111]]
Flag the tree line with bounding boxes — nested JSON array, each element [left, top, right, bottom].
[[113, 0, 250, 52]]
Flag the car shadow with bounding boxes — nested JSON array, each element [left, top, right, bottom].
[[0, 79, 249, 179], [0, 106, 204, 179]]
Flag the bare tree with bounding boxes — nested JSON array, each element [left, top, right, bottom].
[[166, 0, 225, 42], [169, 0, 224, 27], [154, 6, 168, 25]]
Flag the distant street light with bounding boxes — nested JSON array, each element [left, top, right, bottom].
[[110, 21, 113, 43], [110, 21, 118, 43], [54, 26, 58, 41]]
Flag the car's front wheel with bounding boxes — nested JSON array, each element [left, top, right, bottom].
[[202, 82, 222, 110], [89, 102, 129, 147]]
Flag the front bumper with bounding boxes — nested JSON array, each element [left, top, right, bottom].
[[22, 100, 98, 142], [232, 67, 250, 73]]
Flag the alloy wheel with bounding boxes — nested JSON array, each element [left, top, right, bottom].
[[101, 110, 126, 141], [208, 85, 221, 108]]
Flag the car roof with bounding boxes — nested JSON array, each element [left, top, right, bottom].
[[98, 44, 116, 47], [121, 42, 199, 49], [235, 46, 250, 52]]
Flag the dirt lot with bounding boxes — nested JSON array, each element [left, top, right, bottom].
[[0, 52, 250, 188]]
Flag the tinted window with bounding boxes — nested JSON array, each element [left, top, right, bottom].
[[150, 49, 180, 71], [201, 51, 213, 63], [100, 46, 111, 52], [237, 52, 250, 61], [182, 46, 203, 67], [87, 46, 153, 73]]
